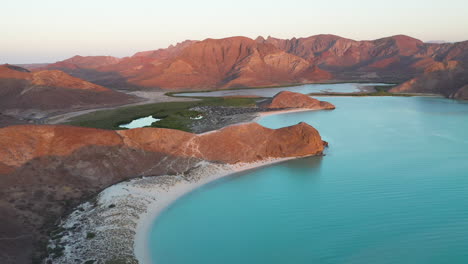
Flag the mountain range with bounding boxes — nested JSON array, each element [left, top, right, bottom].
[[33, 34, 468, 99]]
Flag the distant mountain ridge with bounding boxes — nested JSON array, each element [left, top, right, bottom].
[[34, 34, 468, 99]]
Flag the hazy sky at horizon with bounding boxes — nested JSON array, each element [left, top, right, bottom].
[[2, 0, 468, 64]]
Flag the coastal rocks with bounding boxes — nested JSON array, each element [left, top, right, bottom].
[[258, 91, 336, 110], [0, 122, 326, 263]]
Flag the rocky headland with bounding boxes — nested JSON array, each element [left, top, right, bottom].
[[0, 118, 328, 263]]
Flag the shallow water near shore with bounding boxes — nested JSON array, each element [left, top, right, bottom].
[[148, 96, 468, 264]]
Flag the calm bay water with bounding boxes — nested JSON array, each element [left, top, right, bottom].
[[177, 83, 392, 97], [148, 96, 468, 264]]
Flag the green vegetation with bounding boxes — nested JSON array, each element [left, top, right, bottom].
[[67, 97, 258, 131], [86, 232, 96, 239]]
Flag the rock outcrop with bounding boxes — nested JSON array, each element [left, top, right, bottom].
[[259, 91, 335, 110], [0, 122, 326, 263]]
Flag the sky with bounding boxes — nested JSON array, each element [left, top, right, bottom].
[[2, 0, 468, 64]]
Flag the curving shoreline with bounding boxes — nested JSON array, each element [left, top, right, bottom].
[[133, 109, 321, 263], [133, 157, 300, 264], [43, 157, 306, 263], [40, 107, 323, 264], [32, 104, 325, 264]]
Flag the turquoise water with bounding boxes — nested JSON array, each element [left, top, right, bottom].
[[119, 115, 160, 129], [148, 97, 468, 264], [177, 83, 392, 97]]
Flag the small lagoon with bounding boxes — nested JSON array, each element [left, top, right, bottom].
[[119, 115, 160, 129]]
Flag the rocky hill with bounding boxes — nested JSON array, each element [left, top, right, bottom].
[[259, 91, 336, 109], [390, 60, 468, 99], [0, 65, 136, 127]]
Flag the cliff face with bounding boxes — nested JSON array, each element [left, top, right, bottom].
[[258, 91, 336, 110], [0, 65, 136, 126], [0, 123, 326, 263]]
